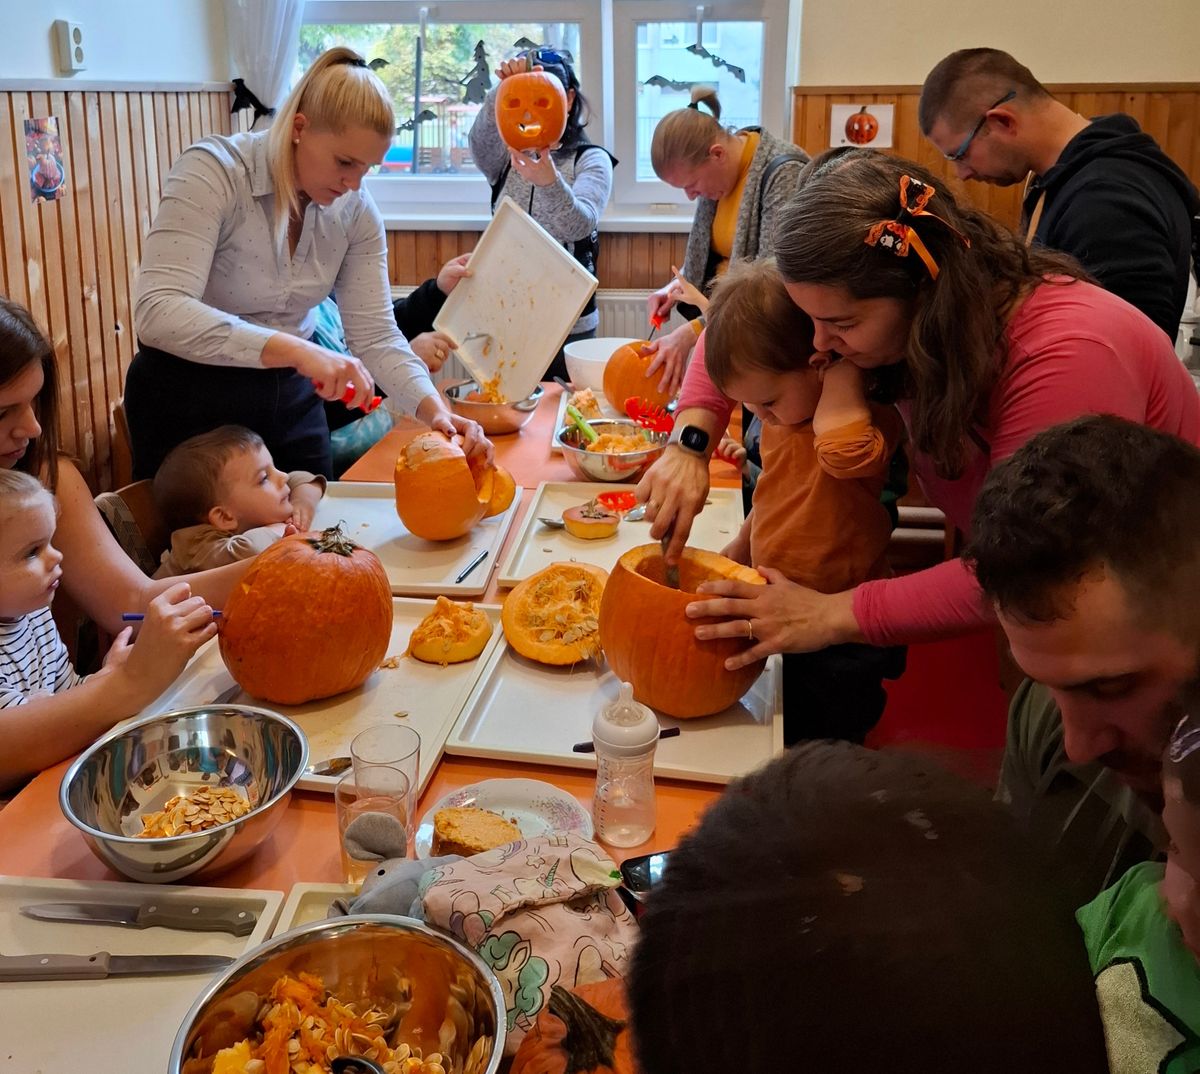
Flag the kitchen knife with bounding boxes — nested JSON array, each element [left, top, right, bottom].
[[20, 900, 258, 937], [0, 951, 234, 981]]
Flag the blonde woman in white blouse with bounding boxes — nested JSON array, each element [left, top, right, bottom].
[[126, 46, 490, 480]]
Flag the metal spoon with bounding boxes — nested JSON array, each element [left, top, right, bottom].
[[537, 516, 567, 529], [306, 756, 352, 778]]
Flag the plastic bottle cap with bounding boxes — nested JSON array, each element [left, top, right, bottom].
[[591, 682, 659, 758]]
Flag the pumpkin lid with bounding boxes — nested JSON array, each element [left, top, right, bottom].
[[592, 681, 659, 757]]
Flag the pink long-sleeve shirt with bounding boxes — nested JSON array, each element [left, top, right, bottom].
[[679, 278, 1200, 646]]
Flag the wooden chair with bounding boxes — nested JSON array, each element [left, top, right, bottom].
[[110, 398, 134, 490], [93, 479, 168, 577]]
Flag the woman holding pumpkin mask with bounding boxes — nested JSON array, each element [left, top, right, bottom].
[[469, 47, 615, 383], [639, 148, 1199, 668], [642, 87, 809, 398], [125, 46, 490, 482]]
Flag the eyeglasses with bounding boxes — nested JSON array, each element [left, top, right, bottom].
[[944, 90, 1016, 162]]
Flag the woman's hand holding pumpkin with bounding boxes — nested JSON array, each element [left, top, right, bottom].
[[688, 568, 865, 669], [508, 147, 559, 186], [636, 446, 711, 565], [496, 57, 535, 80], [643, 323, 696, 398], [420, 396, 495, 465]]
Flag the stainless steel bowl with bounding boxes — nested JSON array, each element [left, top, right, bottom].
[[556, 417, 667, 482], [442, 378, 544, 435], [60, 704, 308, 884], [170, 915, 505, 1074]]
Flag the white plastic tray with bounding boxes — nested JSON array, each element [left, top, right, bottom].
[[149, 599, 504, 797], [433, 197, 598, 402], [0, 875, 282, 1074], [496, 481, 744, 587], [445, 647, 783, 785], [272, 882, 358, 936], [550, 389, 623, 453], [312, 481, 518, 597]]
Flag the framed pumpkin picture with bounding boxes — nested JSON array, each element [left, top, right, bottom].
[[829, 103, 894, 148]]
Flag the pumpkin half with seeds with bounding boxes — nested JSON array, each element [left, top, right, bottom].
[[510, 978, 634, 1074], [501, 562, 608, 666]]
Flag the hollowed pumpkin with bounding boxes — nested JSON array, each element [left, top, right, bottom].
[[602, 341, 675, 413], [483, 463, 517, 518], [395, 432, 493, 540], [496, 70, 568, 153], [501, 562, 608, 665], [218, 524, 392, 705], [511, 978, 634, 1074], [598, 544, 766, 718]]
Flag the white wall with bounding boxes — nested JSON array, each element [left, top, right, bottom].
[[0, 0, 228, 83], [797, 0, 1200, 85]]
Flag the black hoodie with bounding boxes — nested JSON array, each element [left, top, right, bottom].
[[1023, 114, 1199, 339]]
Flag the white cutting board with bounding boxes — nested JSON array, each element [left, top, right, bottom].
[[496, 481, 745, 587], [0, 875, 281, 1074], [147, 600, 504, 797], [312, 482, 518, 597], [433, 197, 598, 402], [445, 648, 783, 784]]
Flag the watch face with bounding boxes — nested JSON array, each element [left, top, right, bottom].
[[680, 425, 709, 452]]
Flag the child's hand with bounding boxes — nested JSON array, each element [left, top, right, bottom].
[[115, 584, 218, 708], [715, 436, 747, 470], [666, 266, 708, 313], [288, 481, 323, 532], [720, 526, 752, 566]]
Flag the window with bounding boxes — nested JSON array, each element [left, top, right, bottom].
[[300, 1, 791, 221]]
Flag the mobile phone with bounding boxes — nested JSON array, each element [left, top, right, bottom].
[[620, 850, 671, 895]]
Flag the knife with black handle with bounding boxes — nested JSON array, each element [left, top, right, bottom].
[[21, 900, 258, 936], [0, 951, 233, 981]]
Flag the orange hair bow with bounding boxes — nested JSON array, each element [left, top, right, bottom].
[[864, 175, 970, 280]]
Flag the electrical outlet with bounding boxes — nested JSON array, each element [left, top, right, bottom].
[[53, 20, 86, 73]]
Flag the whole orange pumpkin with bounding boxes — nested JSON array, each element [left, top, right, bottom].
[[602, 342, 674, 413], [496, 70, 568, 153], [511, 979, 635, 1074], [218, 524, 392, 705], [598, 544, 766, 718], [394, 432, 495, 540], [845, 105, 879, 145]]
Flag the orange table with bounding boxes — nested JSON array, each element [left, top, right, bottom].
[[0, 385, 740, 888]]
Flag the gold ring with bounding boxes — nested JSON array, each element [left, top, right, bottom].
[[746, 620, 754, 642]]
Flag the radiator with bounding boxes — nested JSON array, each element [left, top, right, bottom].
[[391, 287, 668, 386]]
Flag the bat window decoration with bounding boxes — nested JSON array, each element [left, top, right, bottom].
[[643, 75, 705, 93], [397, 108, 437, 133], [685, 42, 746, 83], [460, 40, 492, 105]]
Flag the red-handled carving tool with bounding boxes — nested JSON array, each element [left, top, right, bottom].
[[313, 381, 382, 413], [647, 313, 665, 341]]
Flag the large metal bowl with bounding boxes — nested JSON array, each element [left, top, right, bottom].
[[60, 704, 308, 884], [556, 417, 667, 482], [441, 378, 544, 435], [170, 915, 505, 1074]]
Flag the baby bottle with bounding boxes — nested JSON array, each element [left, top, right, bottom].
[[592, 682, 659, 847]]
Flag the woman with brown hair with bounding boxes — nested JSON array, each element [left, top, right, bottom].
[[639, 148, 1200, 668], [125, 46, 489, 481], [641, 87, 808, 397]]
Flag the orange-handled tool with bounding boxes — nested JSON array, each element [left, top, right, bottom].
[[313, 380, 382, 413]]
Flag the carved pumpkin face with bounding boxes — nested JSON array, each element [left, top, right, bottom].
[[845, 106, 879, 145], [496, 71, 568, 152]]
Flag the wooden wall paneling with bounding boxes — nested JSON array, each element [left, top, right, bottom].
[[0, 93, 28, 307], [413, 230, 440, 282], [599, 232, 630, 289]]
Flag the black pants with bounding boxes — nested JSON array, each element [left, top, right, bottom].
[[125, 345, 333, 480], [548, 327, 596, 385], [783, 643, 907, 746]]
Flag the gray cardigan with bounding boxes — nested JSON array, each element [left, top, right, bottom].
[[680, 127, 809, 291]]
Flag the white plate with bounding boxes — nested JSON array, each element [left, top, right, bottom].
[[147, 599, 504, 797], [312, 482, 518, 597], [0, 876, 281, 1074], [550, 389, 624, 453], [496, 481, 744, 587], [433, 197, 598, 403], [414, 778, 594, 858], [446, 647, 783, 785]]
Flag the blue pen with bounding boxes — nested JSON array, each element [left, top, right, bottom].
[[121, 610, 223, 622]]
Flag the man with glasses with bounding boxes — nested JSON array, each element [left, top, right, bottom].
[[919, 48, 1198, 341]]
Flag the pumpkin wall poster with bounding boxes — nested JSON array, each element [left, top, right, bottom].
[[830, 103, 894, 148]]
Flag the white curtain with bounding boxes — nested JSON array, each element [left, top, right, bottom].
[[224, 0, 306, 130]]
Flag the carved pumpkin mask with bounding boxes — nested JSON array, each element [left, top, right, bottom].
[[496, 70, 569, 153]]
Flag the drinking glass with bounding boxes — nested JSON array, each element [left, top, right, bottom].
[[335, 766, 410, 885], [350, 725, 420, 843]]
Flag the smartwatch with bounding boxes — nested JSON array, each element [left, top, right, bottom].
[[668, 423, 711, 457]]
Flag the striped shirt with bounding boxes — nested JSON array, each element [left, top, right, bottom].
[[0, 607, 83, 708], [134, 130, 438, 419]]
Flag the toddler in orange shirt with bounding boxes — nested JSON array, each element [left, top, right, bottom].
[[703, 258, 906, 743]]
